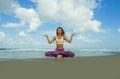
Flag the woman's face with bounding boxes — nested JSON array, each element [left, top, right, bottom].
[[57, 28, 62, 35]]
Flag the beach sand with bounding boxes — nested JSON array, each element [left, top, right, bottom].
[[0, 55, 120, 79]]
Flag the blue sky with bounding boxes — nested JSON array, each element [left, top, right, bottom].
[[0, 0, 120, 49]]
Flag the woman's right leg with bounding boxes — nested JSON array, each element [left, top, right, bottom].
[[45, 51, 57, 57]]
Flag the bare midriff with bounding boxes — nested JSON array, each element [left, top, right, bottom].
[[56, 44, 63, 48]]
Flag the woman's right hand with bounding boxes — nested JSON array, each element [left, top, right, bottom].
[[43, 34, 48, 38]]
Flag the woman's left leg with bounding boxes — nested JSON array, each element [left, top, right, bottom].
[[62, 51, 75, 57]]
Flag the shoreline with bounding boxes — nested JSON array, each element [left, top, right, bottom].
[[0, 54, 118, 61]]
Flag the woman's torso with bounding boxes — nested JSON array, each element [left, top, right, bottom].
[[56, 36, 64, 48]]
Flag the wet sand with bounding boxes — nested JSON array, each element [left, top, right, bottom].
[[0, 55, 120, 79]]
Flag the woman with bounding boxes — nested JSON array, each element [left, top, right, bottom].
[[44, 27, 75, 60]]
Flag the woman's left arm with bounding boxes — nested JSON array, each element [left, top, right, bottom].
[[64, 33, 75, 43]]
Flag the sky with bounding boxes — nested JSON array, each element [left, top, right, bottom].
[[0, 0, 120, 49]]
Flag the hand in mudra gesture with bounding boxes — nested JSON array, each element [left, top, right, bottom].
[[71, 33, 75, 37], [43, 34, 48, 38]]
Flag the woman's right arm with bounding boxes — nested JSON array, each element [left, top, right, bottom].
[[43, 34, 56, 44]]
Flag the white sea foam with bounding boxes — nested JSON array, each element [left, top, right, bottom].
[[0, 48, 120, 60]]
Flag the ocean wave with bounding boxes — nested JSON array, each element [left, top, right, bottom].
[[78, 49, 120, 52], [0, 48, 54, 52]]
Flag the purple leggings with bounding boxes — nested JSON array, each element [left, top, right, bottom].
[[45, 48, 75, 57]]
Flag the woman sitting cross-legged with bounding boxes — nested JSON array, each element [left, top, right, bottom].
[[44, 27, 75, 61]]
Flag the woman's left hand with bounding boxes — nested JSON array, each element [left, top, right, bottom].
[[71, 33, 75, 37]]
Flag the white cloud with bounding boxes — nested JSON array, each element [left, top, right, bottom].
[[33, 0, 59, 20], [42, 30, 56, 36], [3, 21, 25, 28], [1, 0, 103, 33], [5, 37, 43, 48], [9, 40, 25, 45], [32, 0, 102, 33], [0, 0, 14, 13], [13, 5, 42, 32], [19, 31, 26, 37], [118, 28, 120, 32], [2, 2, 42, 32], [0, 31, 6, 40], [1, 36, 42, 48], [76, 34, 102, 43]]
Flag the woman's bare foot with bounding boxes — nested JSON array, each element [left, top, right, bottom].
[[55, 55, 64, 61], [61, 55, 64, 61]]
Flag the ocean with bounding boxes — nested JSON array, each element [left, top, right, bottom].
[[0, 48, 120, 61]]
